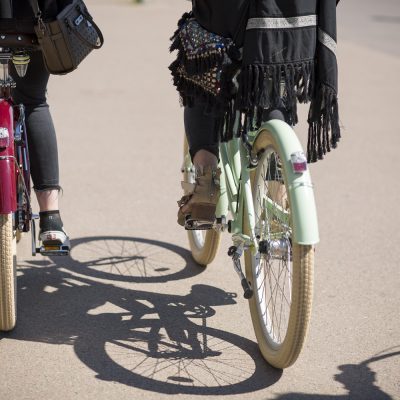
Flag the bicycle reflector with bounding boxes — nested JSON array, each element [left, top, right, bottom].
[[0, 127, 10, 148], [290, 151, 307, 173], [12, 52, 30, 78]]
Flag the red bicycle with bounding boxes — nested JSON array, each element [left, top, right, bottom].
[[0, 31, 69, 331]]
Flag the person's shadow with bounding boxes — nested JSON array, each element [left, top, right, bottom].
[[1, 236, 282, 395], [272, 349, 399, 400]]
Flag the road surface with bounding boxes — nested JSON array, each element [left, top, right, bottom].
[[1, 1, 399, 399]]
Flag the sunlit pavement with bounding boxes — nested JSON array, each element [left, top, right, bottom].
[[1, 1, 399, 399]]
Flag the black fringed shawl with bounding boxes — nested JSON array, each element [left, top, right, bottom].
[[171, 0, 341, 163]]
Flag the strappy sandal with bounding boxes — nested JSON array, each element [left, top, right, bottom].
[[177, 166, 221, 229]]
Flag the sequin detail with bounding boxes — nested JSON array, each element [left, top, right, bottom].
[[170, 14, 239, 102], [179, 19, 231, 60]]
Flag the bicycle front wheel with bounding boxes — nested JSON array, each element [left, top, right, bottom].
[[0, 213, 17, 331], [183, 138, 220, 266], [244, 129, 314, 368]]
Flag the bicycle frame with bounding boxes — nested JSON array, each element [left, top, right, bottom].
[[253, 120, 319, 245], [182, 119, 320, 367], [216, 136, 257, 250], [0, 51, 31, 232], [214, 119, 319, 250], [0, 97, 17, 214], [0, 39, 69, 258]]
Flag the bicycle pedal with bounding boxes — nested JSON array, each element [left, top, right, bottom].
[[38, 244, 70, 256], [185, 219, 214, 230]]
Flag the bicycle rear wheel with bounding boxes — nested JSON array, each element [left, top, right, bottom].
[[0, 213, 17, 331], [183, 138, 220, 266], [244, 129, 314, 368]]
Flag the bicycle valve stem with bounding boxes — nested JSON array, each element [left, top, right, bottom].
[[12, 53, 30, 78]]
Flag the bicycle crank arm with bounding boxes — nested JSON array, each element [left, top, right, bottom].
[[185, 219, 214, 230], [31, 216, 38, 256], [228, 246, 253, 299]]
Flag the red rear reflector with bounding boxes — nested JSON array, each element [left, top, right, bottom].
[[291, 151, 307, 174]]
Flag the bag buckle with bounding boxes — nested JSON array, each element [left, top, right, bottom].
[[74, 14, 84, 26]]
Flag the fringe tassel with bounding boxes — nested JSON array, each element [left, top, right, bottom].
[[307, 84, 341, 163], [169, 12, 193, 51], [223, 60, 314, 142]]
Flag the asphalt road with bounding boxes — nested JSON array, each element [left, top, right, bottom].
[[1, 1, 399, 399]]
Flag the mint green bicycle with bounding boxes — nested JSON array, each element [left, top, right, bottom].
[[182, 119, 319, 369]]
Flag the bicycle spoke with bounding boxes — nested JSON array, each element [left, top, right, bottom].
[[252, 148, 294, 344], [104, 327, 255, 388]]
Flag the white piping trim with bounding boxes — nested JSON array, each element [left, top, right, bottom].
[[246, 15, 317, 30], [318, 28, 337, 55]]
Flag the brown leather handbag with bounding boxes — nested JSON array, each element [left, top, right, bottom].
[[29, 0, 104, 75]]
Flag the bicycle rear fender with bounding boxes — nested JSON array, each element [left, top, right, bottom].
[[0, 99, 17, 214], [253, 120, 319, 245]]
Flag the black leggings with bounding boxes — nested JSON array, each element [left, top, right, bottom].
[[10, 51, 60, 191], [184, 104, 288, 160]]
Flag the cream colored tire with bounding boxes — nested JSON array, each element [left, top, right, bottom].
[[0, 213, 17, 331], [183, 138, 220, 266], [244, 130, 314, 368], [187, 229, 221, 266]]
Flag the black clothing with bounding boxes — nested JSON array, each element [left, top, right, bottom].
[[192, 0, 247, 44], [10, 51, 60, 191], [239, 0, 340, 162], [174, 0, 341, 162], [13, 0, 59, 19], [185, 105, 287, 161], [39, 210, 64, 232], [0, 2, 61, 191], [0, 1, 59, 32], [184, 105, 220, 160], [0, 0, 12, 18]]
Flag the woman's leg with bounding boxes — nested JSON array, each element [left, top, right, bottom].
[[11, 51, 60, 198], [184, 103, 219, 167], [179, 104, 220, 221], [11, 51, 67, 239]]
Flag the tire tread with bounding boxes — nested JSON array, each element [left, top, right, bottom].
[[0, 213, 17, 331]]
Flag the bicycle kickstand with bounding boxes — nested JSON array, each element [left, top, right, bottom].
[[228, 244, 253, 299]]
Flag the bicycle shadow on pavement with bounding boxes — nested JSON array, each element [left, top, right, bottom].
[[0, 237, 282, 395], [271, 349, 400, 400], [61, 235, 206, 283]]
